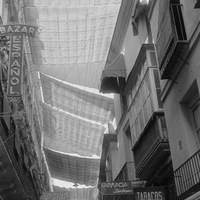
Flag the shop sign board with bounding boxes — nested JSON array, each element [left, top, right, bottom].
[[0, 24, 37, 37], [131, 180, 147, 188], [101, 181, 133, 195], [101, 181, 165, 200], [7, 33, 24, 98], [134, 187, 165, 200], [0, 24, 37, 100]]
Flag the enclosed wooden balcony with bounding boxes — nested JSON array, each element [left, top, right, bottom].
[[133, 114, 170, 181], [156, 2, 188, 79]]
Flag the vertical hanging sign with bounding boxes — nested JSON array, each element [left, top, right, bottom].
[[0, 24, 37, 101], [7, 32, 24, 98]]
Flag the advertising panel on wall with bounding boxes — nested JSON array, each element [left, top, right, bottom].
[[0, 24, 37, 100], [0, 24, 37, 37], [134, 187, 165, 200], [101, 181, 133, 195], [100, 181, 165, 200], [7, 32, 24, 98]]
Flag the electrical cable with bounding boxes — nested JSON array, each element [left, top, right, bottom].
[[1, 132, 15, 145]]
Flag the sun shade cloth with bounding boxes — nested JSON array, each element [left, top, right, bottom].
[[156, 0, 173, 67], [42, 103, 105, 157], [53, 186, 98, 200], [40, 73, 115, 189], [40, 73, 114, 124], [100, 54, 126, 93], [23, 0, 121, 197], [44, 148, 100, 186], [24, 0, 121, 89]]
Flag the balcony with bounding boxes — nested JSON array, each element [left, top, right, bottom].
[[168, 150, 200, 200], [115, 162, 135, 182], [156, 3, 188, 79], [133, 114, 170, 181]]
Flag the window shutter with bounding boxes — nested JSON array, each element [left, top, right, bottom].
[[156, 0, 173, 67]]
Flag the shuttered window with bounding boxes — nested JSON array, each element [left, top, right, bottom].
[[156, 0, 173, 67]]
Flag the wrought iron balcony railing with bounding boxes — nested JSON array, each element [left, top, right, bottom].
[[168, 149, 200, 200]]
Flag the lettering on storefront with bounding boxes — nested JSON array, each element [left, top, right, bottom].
[[0, 24, 37, 99], [7, 33, 24, 97], [0, 24, 37, 37], [101, 181, 133, 195], [134, 187, 165, 200], [101, 182, 165, 200]]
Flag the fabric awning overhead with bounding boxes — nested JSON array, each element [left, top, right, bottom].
[[100, 54, 126, 93], [24, 0, 122, 89], [44, 149, 100, 186], [40, 73, 115, 124], [23, 0, 121, 197], [53, 186, 98, 200], [42, 103, 105, 157], [39, 73, 115, 190]]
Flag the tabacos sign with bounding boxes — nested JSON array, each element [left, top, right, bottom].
[[101, 182, 166, 200], [101, 181, 133, 195], [134, 187, 165, 200]]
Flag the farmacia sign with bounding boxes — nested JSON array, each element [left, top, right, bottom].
[[101, 181, 133, 195]]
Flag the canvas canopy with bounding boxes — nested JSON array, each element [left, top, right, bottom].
[[23, 0, 121, 199]]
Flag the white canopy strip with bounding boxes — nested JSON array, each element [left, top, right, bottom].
[[40, 73, 114, 125], [44, 148, 100, 186], [24, 0, 121, 88], [42, 103, 105, 157]]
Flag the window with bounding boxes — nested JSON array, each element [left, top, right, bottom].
[[119, 77, 127, 112], [149, 51, 157, 66], [124, 124, 133, 161], [153, 69, 163, 108], [183, 81, 200, 145], [170, 0, 187, 41], [191, 99, 200, 142], [105, 155, 112, 182], [125, 125, 133, 147], [156, 0, 188, 79]]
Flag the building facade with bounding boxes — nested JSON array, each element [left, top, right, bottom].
[[151, 0, 200, 199], [99, 0, 200, 200], [0, 0, 50, 199]]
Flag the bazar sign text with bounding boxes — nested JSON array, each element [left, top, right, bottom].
[[0, 24, 37, 37], [7, 33, 24, 97]]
